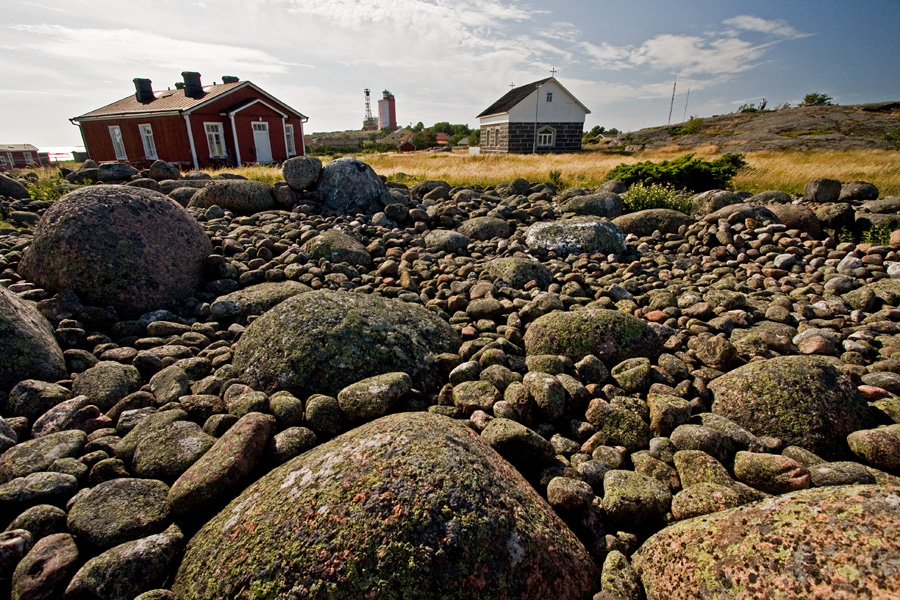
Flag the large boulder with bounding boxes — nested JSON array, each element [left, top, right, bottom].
[[233, 289, 461, 398], [562, 192, 623, 218], [188, 180, 275, 214], [19, 186, 212, 318], [766, 203, 822, 237], [314, 157, 390, 214], [458, 216, 514, 241], [97, 162, 139, 182], [612, 208, 694, 237], [0, 286, 67, 393], [708, 356, 871, 460], [525, 217, 625, 255], [483, 257, 552, 289], [424, 230, 472, 253], [172, 412, 600, 599], [282, 156, 322, 191], [804, 178, 842, 203], [689, 190, 741, 217], [632, 485, 900, 600], [0, 173, 29, 199], [147, 160, 180, 182], [524, 309, 662, 365], [301, 230, 373, 268]]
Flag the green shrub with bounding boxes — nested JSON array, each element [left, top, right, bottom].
[[668, 117, 705, 135], [548, 169, 565, 190], [27, 174, 69, 202], [802, 92, 833, 106], [861, 223, 894, 246], [605, 153, 746, 193], [621, 182, 691, 214]]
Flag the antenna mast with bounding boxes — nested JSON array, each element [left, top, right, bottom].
[[682, 85, 691, 122], [362, 89, 378, 130], [667, 78, 677, 125]]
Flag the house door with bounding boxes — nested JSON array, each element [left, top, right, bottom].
[[252, 122, 273, 163]]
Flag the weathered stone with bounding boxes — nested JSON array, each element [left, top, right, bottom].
[[525, 217, 625, 255], [188, 180, 276, 214], [67, 478, 170, 550], [0, 430, 86, 484], [612, 208, 694, 237], [72, 361, 142, 411], [848, 424, 900, 473], [481, 417, 556, 472], [173, 413, 599, 599], [11, 532, 80, 600], [337, 372, 411, 422], [602, 470, 671, 527], [301, 230, 373, 268], [0, 287, 67, 393], [282, 156, 322, 191], [209, 281, 310, 320], [314, 157, 391, 214]]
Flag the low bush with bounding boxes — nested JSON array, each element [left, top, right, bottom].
[[861, 223, 894, 246], [26, 173, 69, 202], [621, 182, 691, 214], [605, 153, 746, 193], [668, 117, 705, 136]]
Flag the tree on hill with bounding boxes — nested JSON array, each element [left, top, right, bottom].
[[802, 92, 834, 106]]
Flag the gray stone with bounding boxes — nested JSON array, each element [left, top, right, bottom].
[[67, 478, 170, 550], [314, 157, 390, 214], [282, 156, 322, 191], [525, 217, 625, 255], [0, 287, 67, 394], [188, 180, 275, 214]]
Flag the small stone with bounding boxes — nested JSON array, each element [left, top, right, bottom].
[[733, 451, 810, 494]]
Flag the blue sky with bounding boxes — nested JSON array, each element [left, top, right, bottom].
[[1, 0, 898, 148]]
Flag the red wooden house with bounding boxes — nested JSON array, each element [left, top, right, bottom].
[[0, 144, 50, 172], [71, 72, 308, 170]]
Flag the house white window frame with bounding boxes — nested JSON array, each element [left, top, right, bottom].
[[0, 155, 6, 168], [285, 123, 296, 156], [139, 123, 158, 159], [204, 122, 227, 158], [23, 152, 34, 165], [546, 92, 553, 102], [109, 125, 127, 160], [537, 126, 556, 147]]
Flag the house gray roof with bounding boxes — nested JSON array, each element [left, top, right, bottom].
[[0, 144, 40, 152], [477, 78, 553, 118]]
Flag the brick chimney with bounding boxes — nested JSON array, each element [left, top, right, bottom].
[[181, 71, 203, 97], [222, 75, 239, 84], [133, 78, 154, 103]]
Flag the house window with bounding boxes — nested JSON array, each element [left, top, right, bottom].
[[489, 128, 497, 147], [537, 126, 555, 147], [23, 152, 34, 165], [139, 124, 158, 159], [285, 124, 296, 156], [109, 126, 127, 160], [204, 122, 226, 158], [0, 155, 6, 168], [546, 92, 553, 102]]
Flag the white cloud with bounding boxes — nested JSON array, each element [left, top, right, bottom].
[[722, 15, 803, 38]]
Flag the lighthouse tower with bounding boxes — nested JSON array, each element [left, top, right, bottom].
[[378, 90, 397, 131]]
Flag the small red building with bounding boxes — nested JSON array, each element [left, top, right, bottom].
[[71, 72, 308, 169], [0, 144, 50, 172]]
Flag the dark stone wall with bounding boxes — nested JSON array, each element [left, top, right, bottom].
[[481, 122, 583, 154]]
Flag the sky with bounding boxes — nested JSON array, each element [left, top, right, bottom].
[[2, 0, 899, 148]]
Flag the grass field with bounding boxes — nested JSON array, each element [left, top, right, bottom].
[[12, 148, 900, 197]]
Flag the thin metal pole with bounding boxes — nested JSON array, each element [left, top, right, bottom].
[[667, 79, 677, 125], [682, 85, 691, 122]]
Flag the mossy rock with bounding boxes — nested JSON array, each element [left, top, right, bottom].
[[457, 216, 513, 241], [19, 186, 212, 318], [301, 230, 373, 268], [525, 217, 625, 255], [314, 157, 390, 214], [0, 430, 86, 484], [233, 290, 461, 398], [0, 286, 67, 393], [173, 412, 599, 599], [708, 356, 870, 460], [209, 281, 311, 320], [424, 230, 472, 253], [562, 192, 623, 218], [523, 309, 662, 365], [483, 257, 552, 290], [612, 208, 694, 237], [633, 485, 900, 599]]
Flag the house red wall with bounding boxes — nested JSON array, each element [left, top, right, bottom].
[[79, 116, 193, 168], [78, 83, 305, 169], [0, 151, 49, 171]]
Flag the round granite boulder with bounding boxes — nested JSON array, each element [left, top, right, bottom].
[[188, 180, 275, 214], [0, 173, 29, 199], [708, 355, 871, 460], [209, 281, 311, 320], [314, 157, 391, 214], [483, 257, 552, 289], [172, 412, 600, 600], [19, 186, 212, 318], [562, 192, 623, 218], [233, 289, 462, 398], [0, 285, 67, 393], [424, 229, 472, 253], [525, 217, 625, 255], [282, 156, 322, 191], [458, 216, 514, 241], [612, 209, 694, 237], [632, 485, 900, 600], [301, 230, 373, 268], [524, 309, 662, 365]]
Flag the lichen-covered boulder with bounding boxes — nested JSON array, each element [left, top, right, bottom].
[[524, 309, 661, 365], [282, 156, 322, 191], [0, 430, 86, 484], [708, 356, 871, 460], [424, 229, 472, 253], [188, 180, 276, 214], [562, 192, 623, 218], [525, 217, 625, 255], [483, 257, 552, 289], [233, 289, 461, 398], [689, 189, 741, 217], [11, 532, 80, 600], [0, 286, 66, 393], [301, 230, 373, 268], [98, 162, 138, 182], [19, 186, 212, 318], [314, 157, 390, 214], [173, 412, 600, 600], [209, 281, 310, 320], [612, 208, 694, 237], [147, 160, 180, 181], [632, 485, 900, 600], [458, 216, 514, 241]]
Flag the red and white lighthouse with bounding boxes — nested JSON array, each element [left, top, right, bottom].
[[378, 90, 397, 131]]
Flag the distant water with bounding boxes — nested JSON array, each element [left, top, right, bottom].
[[38, 146, 86, 162]]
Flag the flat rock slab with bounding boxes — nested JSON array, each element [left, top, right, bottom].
[[173, 412, 599, 600], [632, 485, 900, 600]]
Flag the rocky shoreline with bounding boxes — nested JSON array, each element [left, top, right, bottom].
[[1, 157, 899, 599]]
